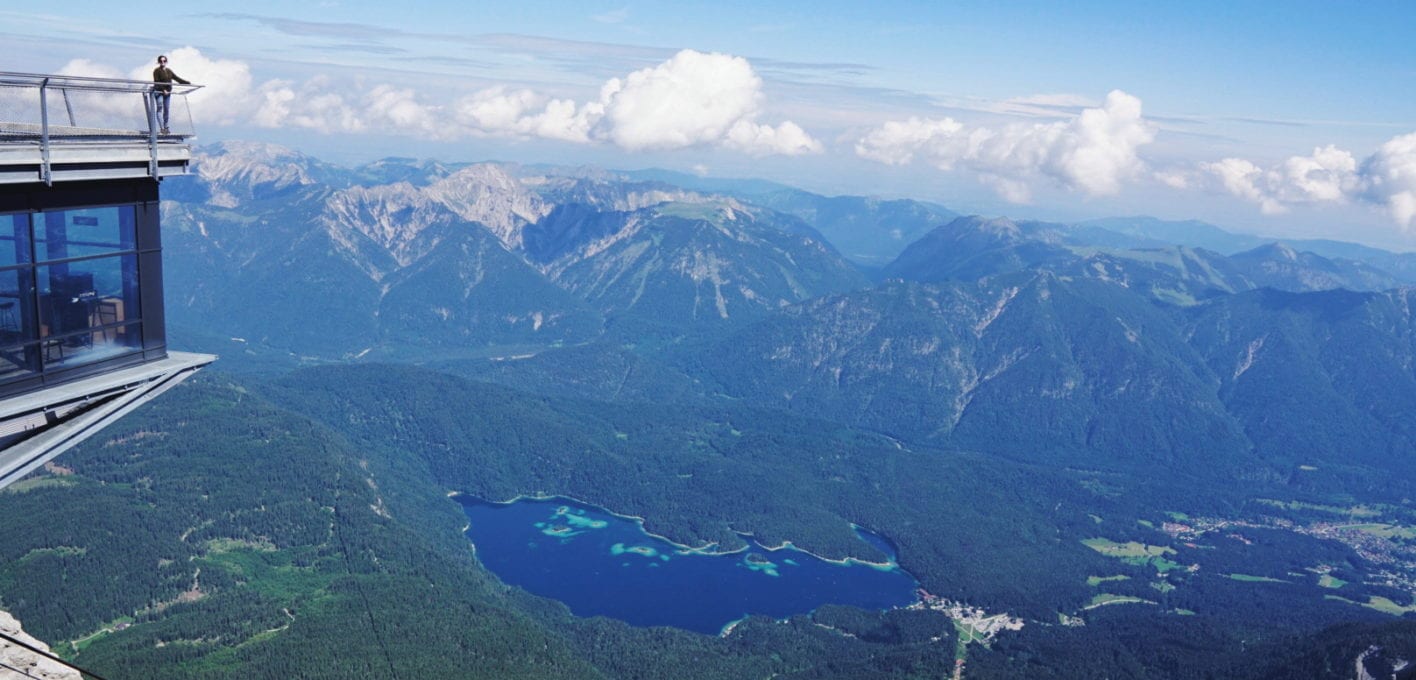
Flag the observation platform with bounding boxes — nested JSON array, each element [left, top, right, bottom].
[[0, 71, 201, 185], [0, 71, 213, 491]]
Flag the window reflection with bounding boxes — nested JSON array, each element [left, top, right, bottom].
[[0, 206, 146, 383], [0, 268, 38, 380], [35, 206, 135, 262], [38, 256, 142, 368], [0, 214, 31, 268]]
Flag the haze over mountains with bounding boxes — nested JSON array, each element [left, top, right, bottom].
[[162, 141, 1416, 480], [5, 140, 1416, 678]]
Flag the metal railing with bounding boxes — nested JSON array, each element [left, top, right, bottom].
[[0, 71, 202, 184]]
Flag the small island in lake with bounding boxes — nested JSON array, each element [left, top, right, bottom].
[[460, 496, 918, 634]]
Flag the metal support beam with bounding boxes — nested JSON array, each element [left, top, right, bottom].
[[0, 352, 216, 490], [38, 78, 51, 186]]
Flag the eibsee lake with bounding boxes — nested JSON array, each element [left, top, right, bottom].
[[458, 496, 918, 635]]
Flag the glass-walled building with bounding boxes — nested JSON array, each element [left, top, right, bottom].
[[0, 71, 212, 491], [0, 181, 167, 396]]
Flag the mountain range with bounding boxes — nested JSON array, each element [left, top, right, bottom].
[[6, 140, 1414, 678]]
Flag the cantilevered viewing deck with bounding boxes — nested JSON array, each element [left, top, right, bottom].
[[0, 71, 201, 185], [0, 70, 213, 490]]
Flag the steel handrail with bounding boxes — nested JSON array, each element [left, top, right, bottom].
[[0, 70, 203, 184], [0, 70, 202, 96]]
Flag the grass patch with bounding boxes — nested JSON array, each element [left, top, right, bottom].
[[19, 546, 86, 563], [1087, 575, 1130, 587], [1148, 557, 1183, 573], [199, 548, 334, 601], [1226, 573, 1288, 583], [952, 619, 990, 661], [1083, 594, 1153, 610], [1082, 538, 1175, 559], [1083, 538, 1184, 573], [1318, 574, 1347, 589], [1326, 595, 1416, 616], [68, 616, 136, 654], [205, 537, 277, 553], [1365, 596, 1416, 616], [1151, 581, 1175, 594], [1164, 511, 1189, 521], [1254, 499, 1380, 518], [3, 477, 77, 494], [1174, 608, 1197, 616], [1346, 523, 1416, 540]]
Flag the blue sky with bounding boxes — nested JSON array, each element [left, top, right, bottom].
[[5, 1, 1414, 248]]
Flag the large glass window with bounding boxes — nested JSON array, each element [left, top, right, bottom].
[[35, 207, 134, 261], [0, 268, 38, 381], [0, 205, 146, 384], [0, 214, 31, 268]]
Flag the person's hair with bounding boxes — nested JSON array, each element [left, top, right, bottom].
[[157, 55, 168, 63]]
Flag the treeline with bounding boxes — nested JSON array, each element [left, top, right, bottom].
[[264, 362, 1128, 616], [0, 374, 995, 678]]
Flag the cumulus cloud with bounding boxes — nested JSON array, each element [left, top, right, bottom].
[[94, 47, 816, 156], [1154, 169, 1192, 190], [1203, 133, 1416, 229], [451, 87, 595, 143], [599, 50, 767, 151], [60, 59, 125, 80], [855, 90, 1155, 202], [1358, 133, 1416, 228], [446, 49, 820, 155], [725, 120, 823, 155], [128, 47, 260, 126], [598, 51, 759, 151], [855, 117, 964, 166]]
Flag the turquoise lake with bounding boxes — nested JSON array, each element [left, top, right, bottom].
[[458, 496, 919, 635]]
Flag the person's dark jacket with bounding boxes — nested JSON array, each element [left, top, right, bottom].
[[153, 66, 189, 93]]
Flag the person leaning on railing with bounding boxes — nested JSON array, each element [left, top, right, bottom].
[[152, 55, 190, 134]]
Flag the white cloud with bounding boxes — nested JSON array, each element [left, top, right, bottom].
[[594, 49, 820, 155], [725, 120, 823, 156], [59, 59, 125, 80], [58, 47, 814, 156], [449, 49, 821, 155], [1202, 157, 1286, 214], [1358, 132, 1416, 229], [1203, 133, 1416, 229], [1154, 169, 1192, 190], [1283, 145, 1357, 202], [855, 117, 964, 165], [855, 90, 1155, 202], [53, 59, 138, 123], [129, 47, 260, 126], [365, 85, 440, 137], [451, 87, 595, 143]]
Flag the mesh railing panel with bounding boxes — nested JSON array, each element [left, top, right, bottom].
[[0, 72, 200, 139], [0, 85, 42, 136]]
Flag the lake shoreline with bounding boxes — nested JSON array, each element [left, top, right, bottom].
[[453, 492, 921, 635]]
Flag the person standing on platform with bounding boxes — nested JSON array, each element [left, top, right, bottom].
[[151, 55, 190, 134]]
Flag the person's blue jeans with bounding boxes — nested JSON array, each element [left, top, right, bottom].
[[154, 92, 171, 131]]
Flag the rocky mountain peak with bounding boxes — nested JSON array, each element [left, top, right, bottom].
[[1259, 242, 1301, 261], [425, 164, 551, 248], [959, 215, 1023, 239], [195, 141, 332, 208], [322, 183, 461, 272]]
